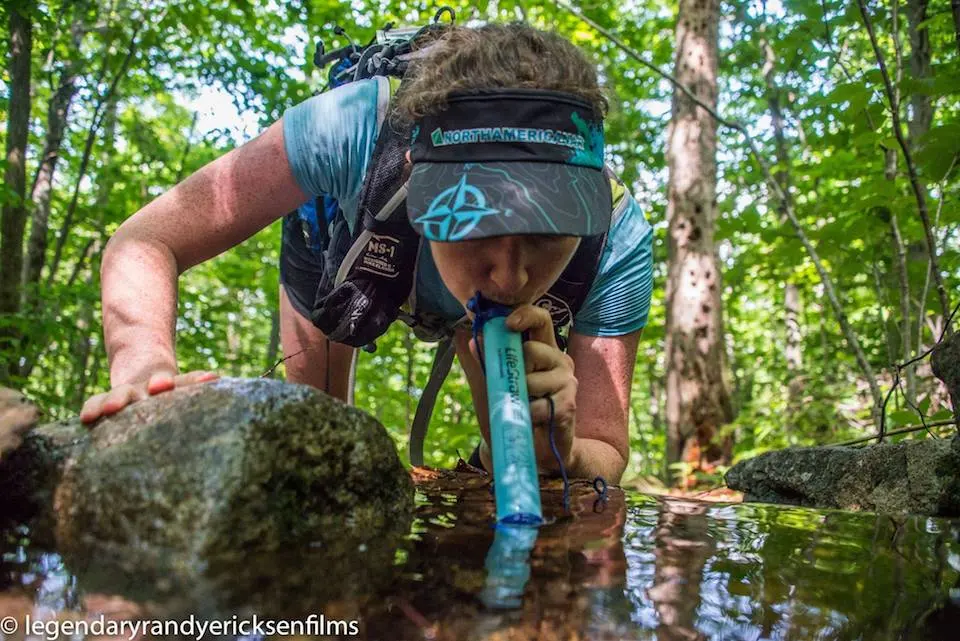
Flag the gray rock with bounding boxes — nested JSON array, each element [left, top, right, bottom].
[[725, 437, 960, 516], [931, 332, 960, 424], [0, 378, 414, 616]]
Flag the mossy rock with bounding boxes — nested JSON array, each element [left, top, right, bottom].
[[0, 378, 414, 616], [725, 437, 960, 516]]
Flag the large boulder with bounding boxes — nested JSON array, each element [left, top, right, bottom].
[[725, 437, 960, 516], [0, 378, 414, 616]]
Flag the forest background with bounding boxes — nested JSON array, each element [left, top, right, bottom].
[[1, 0, 958, 487]]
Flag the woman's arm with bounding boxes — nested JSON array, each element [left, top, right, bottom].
[[564, 329, 641, 483], [103, 119, 307, 385], [82, 120, 308, 422]]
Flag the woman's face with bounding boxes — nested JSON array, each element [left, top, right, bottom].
[[429, 234, 581, 311]]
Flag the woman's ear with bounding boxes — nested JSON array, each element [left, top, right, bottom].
[[405, 149, 412, 163]]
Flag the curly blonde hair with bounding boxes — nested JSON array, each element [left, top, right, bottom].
[[392, 22, 607, 125]]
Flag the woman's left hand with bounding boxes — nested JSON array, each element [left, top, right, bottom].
[[504, 304, 578, 473]]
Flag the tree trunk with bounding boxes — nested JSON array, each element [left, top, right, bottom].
[[665, 0, 733, 482], [952, 0, 960, 56], [22, 3, 87, 295], [649, 501, 714, 641], [649, 360, 663, 438], [72, 263, 99, 410], [905, 0, 932, 147], [902, 0, 935, 397], [264, 308, 280, 377], [0, 1, 34, 383], [890, 214, 916, 404], [762, 32, 804, 416], [24, 97, 118, 380], [47, 24, 139, 284]]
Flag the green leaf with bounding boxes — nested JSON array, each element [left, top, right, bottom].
[[889, 409, 916, 428], [827, 82, 873, 112], [930, 409, 956, 422], [914, 12, 951, 31]]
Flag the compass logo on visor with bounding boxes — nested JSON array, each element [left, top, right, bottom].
[[414, 175, 501, 241]]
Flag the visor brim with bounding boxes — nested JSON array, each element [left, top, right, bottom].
[[406, 162, 611, 242]]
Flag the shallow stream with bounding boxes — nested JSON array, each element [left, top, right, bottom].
[[1, 472, 958, 640]]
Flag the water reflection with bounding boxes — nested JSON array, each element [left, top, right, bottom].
[[2, 474, 960, 640], [479, 525, 538, 609], [648, 500, 713, 641]]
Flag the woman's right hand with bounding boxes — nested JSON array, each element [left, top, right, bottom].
[[80, 370, 219, 425]]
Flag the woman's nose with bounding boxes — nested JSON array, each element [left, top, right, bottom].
[[485, 238, 528, 297]]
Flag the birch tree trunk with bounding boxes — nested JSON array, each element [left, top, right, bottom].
[[665, 0, 733, 481], [905, 0, 932, 147], [0, 1, 34, 383], [761, 31, 804, 418]]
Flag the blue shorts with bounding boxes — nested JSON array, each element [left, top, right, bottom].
[[279, 212, 324, 321]]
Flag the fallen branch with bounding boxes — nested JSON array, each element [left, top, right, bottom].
[[837, 419, 957, 447]]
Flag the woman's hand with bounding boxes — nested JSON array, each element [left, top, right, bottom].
[[80, 369, 218, 425], [500, 304, 579, 474]]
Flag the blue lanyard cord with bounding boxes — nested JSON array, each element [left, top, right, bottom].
[[545, 394, 571, 510], [467, 292, 608, 514]]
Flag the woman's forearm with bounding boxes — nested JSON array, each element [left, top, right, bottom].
[[100, 120, 308, 387], [568, 437, 627, 484], [101, 226, 180, 386]]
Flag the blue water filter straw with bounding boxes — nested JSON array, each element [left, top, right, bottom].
[[482, 314, 543, 525]]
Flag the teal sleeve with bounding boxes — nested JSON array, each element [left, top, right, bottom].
[[572, 194, 654, 337], [281, 78, 385, 231]]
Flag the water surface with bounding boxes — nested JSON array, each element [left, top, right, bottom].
[[1, 471, 957, 640]]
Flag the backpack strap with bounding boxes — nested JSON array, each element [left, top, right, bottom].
[[408, 336, 456, 467], [309, 93, 418, 347]]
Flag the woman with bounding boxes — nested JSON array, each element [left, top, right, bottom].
[[80, 23, 653, 484]]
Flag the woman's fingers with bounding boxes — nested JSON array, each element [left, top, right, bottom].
[[525, 368, 575, 399], [80, 392, 110, 424], [101, 384, 145, 416], [147, 371, 176, 395], [505, 305, 556, 349], [529, 386, 577, 426], [522, 340, 573, 374], [80, 370, 218, 426], [173, 370, 219, 387]]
